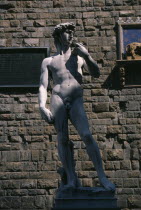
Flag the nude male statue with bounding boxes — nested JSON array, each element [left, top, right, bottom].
[[39, 22, 115, 191]]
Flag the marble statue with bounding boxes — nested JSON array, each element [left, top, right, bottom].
[[38, 22, 115, 192]]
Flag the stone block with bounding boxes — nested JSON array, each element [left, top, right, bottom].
[[0, 114, 15, 121], [9, 189, 27, 196], [10, 20, 20, 27], [1, 180, 20, 189], [131, 160, 140, 170], [91, 89, 107, 96], [20, 180, 36, 189], [82, 178, 93, 187], [83, 12, 94, 18], [123, 179, 139, 188], [119, 10, 135, 16], [117, 188, 133, 195], [27, 13, 39, 20], [34, 20, 46, 27], [10, 172, 29, 180], [107, 149, 124, 160], [0, 196, 21, 209], [105, 0, 113, 5], [8, 121, 19, 127], [31, 150, 40, 161], [34, 195, 46, 209], [0, 172, 9, 180], [5, 162, 24, 172], [120, 160, 131, 170], [115, 170, 127, 178], [25, 105, 35, 113], [0, 104, 11, 113], [121, 88, 136, 95], [38, 161, 56, 171], [26, 127, 44, 135], [21, 196, 35, 209], [4, 127, 18, 136], [97, 112, 116, 119], [92, 102, 109, 112], [119, 118, 126, 125], [107, 125, 122, 134], [131, 149, 139, 160], [12, 31, 30, 38], [127, 101, 140, 111], [127, 118, 139, 124], [53, 0, 65, 7], [21, 20, 33, 28], [84, 103, 92, 112], [31, 136, 44, 142], [78, 149, 89, 161], [29, 142, 46, 150], [0, 20, 10, 28], [123, 125, 136, 134], [2, 151, 20, 162], [0, 127, 4, 136], [109, 178, 123, 188], [28, 189, 46, 196], [123, 142, 130, 150], [4, 13, 16, 20], [117, 199, 127, 208], [0, 39, 6, 47], [23, 162, 37, 172], [94, 0, 105, 6], [81, 0, 93, 7], [37, 179, 58, 188], [93, 125, 107, 133], [16, 114, 28, 120], [109, 102, 119, 112], [128, 195, 141, 208], [113, 0, 123, 5], [23, 38, 39, 47], [26, 27, 36, 32]]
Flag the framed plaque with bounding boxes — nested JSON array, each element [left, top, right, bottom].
[[117, 60, 141, 87], [0, 47, 50, 87]]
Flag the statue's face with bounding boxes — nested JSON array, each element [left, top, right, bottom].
[[60, 29, 74, 46]]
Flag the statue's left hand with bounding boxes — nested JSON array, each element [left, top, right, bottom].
[[72, 43, 89, 58]]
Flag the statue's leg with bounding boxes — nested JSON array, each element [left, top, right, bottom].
[[69, 97, 115, 191], [50, 94, 76, 190]]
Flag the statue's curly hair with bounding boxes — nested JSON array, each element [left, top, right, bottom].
[[52, 22, 75, 38]]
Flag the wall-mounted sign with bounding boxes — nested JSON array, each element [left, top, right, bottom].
[[0, 47, 50, 87]]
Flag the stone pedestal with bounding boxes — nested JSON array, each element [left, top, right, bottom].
[[52, 187, 120, 210]]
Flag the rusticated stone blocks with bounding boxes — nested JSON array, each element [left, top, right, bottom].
[[0, 1, 141, 210]]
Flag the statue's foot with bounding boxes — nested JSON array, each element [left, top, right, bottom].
[[62, 180, 76, 191], [100, 177, 115, 192]]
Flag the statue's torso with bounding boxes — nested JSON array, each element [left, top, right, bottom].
[[48, 53, 84, 99]]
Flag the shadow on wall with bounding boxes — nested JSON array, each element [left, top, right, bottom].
[[102, 66, 121, 90]]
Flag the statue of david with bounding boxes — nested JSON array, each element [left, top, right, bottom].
[[39, 22, 115, 191]]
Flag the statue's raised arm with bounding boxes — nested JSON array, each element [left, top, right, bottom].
[[72, 43, 100, 78]]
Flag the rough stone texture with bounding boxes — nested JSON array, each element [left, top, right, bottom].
[[0, 0, 141, 210]]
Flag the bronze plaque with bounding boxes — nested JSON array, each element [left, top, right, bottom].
[[117, 60, 141, 88], [0, 47, 50, 87]]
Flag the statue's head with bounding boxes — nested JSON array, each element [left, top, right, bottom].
[[52, 22, 75, 50]]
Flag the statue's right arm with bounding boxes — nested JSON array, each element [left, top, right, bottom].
[[38, 58, 54, 123]]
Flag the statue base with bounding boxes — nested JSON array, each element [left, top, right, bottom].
[[52, 187, 120, 210]]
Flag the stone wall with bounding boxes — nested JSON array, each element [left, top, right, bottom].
[[0, 0, 141, 209]]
